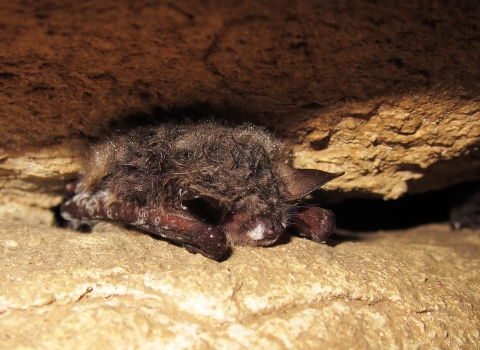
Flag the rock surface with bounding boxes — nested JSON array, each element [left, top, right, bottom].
[[1, 220, 479, 349]]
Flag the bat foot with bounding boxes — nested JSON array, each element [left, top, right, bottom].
[[290, 204, 336, 243]]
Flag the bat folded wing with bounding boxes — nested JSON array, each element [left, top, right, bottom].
[[61, 192, 228, 260]]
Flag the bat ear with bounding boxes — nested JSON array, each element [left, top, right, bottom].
[[276, 163, 344, 201], [180, 188, 228, 224]]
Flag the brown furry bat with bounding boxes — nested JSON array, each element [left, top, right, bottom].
[[61, 120, 343, 260]]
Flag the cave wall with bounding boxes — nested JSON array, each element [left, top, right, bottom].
[[0, 0, 479, 221]]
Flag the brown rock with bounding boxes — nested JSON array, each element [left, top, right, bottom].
[[1, 0, 480, 220]]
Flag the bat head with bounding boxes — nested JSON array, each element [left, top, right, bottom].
[[177, 157, 343, 247]]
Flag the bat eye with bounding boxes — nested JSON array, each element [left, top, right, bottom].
[[180, 189, 226, 224]]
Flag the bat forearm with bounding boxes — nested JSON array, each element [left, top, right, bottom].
[[61, 192, 228, 260]]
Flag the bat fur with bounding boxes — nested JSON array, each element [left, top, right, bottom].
[[61, 120, 343, 260]]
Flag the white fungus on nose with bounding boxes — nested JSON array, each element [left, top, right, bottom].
[[247, 224, 265, 240]]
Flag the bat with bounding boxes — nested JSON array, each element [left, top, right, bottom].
[[61, 120, 343, 260], [449, 183, 480, 230]]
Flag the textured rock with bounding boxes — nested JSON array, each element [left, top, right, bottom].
[[0, 142, 86, 225], [293, 93, 480, 199], [1, 220, 479, 349]]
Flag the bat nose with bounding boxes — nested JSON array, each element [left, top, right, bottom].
[[222, 211, 286, 246], [248, 215, 285, 241]]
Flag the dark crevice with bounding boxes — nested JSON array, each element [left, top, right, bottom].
[[322, 181, 480, 232], [300, 102, 325, 110]]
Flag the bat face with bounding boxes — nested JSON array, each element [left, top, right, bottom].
[[61, 121, 343, 260]]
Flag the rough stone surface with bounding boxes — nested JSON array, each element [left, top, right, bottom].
[[1, 220, 479, 349], [0, 141, 87, 225], [1, 0, 480, 222]]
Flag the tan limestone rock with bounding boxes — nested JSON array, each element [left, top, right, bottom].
[[1, 220, 479, 348]]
